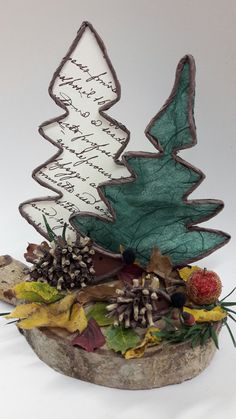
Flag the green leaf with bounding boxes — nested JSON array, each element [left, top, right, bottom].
[[221, 302, 236, 307], [71, 56, 229, 267], [191, 333, 201, 348], [227, 314, 236, 323], [0, 312, 10, 316], [62, 223, 68, 240], [105, 325, 140, 354], [87, 303, 114, 326], [185, 324, 201, 338], [224, 320, 236, 347], [210, 325, 219, 349], [163, 316, 177, 330], [194, 304, 216, 311], [153, 322, 213, 348], [43, 215, 57, 242], [200, 325, 211, 346], [220, 287, 236, 302], [223, 307, 236, 315]]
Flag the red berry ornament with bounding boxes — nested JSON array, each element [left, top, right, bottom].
[[186, 268, 222, 305]]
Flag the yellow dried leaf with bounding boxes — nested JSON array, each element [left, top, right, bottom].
[[18, 303, 87, 333], [12, 292, 87, 333], [124, 327, 161, 359], [178, 266, 200, 281], [184, 306, 227, 322], [18, 306, 51, 329], [48, 292, 77, 314], [63, 304, 87, 333], [5, 303, 41, 319], [13, 281, 63, 303]]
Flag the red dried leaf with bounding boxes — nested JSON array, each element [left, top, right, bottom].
[[118, 264, 144, 285], [72, 318, 105, 352]]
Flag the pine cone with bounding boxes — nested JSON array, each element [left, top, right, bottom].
[[24, 236, 96, 291], [107, 275, 171, 328]]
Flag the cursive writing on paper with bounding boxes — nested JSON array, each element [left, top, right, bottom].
[[21, 25, 129, 238]]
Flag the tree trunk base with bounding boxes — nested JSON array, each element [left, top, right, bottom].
[[1, 255, 218, 389]]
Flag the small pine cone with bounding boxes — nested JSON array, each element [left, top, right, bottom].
[[25, 236, 96, 291], [107, 275, 171, 328]]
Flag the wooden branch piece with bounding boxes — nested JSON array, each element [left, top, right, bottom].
[[0, 256, 28, 305]]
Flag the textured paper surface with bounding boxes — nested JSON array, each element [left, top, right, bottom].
[[72, 56, 230, 266]]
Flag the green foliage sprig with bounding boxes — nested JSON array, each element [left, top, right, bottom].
[[173, 287, 236, 348], [154, 318, 219, 349]]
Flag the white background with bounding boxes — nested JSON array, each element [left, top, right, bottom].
[[0, 1, 236, 418]]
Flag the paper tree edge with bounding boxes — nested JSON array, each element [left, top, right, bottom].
[[18, 21, 130, 241], [70, 54, 230, 267]]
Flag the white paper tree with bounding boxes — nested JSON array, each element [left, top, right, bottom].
[[20, 21, 130, 239]]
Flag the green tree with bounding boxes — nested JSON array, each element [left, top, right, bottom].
[[71, 55, 230, 267]]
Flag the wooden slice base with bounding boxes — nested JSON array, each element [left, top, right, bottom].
[[21, 325, 218, 389], [1, 255, 218, 389]]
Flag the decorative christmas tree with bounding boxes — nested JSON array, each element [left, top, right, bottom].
[[19, 21, 130, 240], [71, 55, 230, 267], [0, 24, 234, 391]]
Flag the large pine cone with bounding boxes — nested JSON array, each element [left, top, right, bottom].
[[24, 236, 95, 291]]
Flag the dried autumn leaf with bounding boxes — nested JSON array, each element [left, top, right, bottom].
[[3, 289, 16, 302], [184, 306, 227, 322], [105, 325, 140, 354], [178, 266, 200, 281], [63, 304, 87, 333], [18, 302, 87, 333], [13, 281, 63, 303], [124, 327, 162, 359], [77, 281, 123, 305], [10, 292, 87, 333], [5, 303, 41, 319], [72, 318, 105, 352], [87, 302, 114, 326], [24, 242, 50, 263], [49, 292, 77, 314], [17, 306, 57, 329], [146, 247, 172, 278]]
